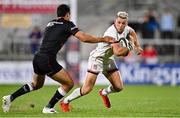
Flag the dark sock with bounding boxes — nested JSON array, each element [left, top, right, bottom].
[[46, 90, 64, 108], [11, 84, 32, 102]]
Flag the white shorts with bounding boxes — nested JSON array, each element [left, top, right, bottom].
[[87, 56, 118, 74]]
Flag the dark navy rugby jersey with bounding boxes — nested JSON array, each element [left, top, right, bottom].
[[38, 18, 79, 56]]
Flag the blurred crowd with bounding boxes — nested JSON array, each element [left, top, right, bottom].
[[124, 7, 180, 64], [29, 26, 42, 54], [140, 8, 175, 39]]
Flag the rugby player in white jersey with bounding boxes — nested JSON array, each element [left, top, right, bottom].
[[60, 11, 143, 112]]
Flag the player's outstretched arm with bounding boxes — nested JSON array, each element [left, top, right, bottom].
[[74, 31, 116, 43]]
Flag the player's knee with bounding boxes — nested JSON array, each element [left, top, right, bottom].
[[68, 81, 74, 89], [32, 83, 43, 90], [65, 80, 74, 90], [81, 87, 92, 95], [114, 86, 124, 92]]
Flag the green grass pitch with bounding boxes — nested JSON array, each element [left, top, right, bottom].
[[0, 85, 180, 117]]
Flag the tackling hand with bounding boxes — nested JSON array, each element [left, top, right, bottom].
[[103, 36, 118, 43]]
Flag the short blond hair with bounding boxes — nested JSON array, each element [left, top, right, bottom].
[[116, 11, 128, 19]]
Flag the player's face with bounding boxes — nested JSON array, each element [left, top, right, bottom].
[[114, 17, 127, 33]]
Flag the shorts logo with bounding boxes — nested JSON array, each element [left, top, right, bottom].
[[93, 65, 97, 70]]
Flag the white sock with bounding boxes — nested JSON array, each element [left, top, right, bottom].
[[27, 83, 34, 91], [63, 88, 81, 104], [101, 85, 115, 95], [58, 87, 67, 96]]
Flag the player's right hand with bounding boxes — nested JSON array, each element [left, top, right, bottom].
[[134, 46, 143, 55], [103, 36, 118, 43]]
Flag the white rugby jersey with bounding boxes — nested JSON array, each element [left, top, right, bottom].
[[90, 24, 132, 61]]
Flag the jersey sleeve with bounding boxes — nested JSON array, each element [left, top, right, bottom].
[[103, 26, 118, 41], [68, 21, 80, 35]]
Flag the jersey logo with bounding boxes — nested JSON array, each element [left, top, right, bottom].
[[47, 22, 63, 27], [71, 26, 77, 31], [93, 64, 97, 70]]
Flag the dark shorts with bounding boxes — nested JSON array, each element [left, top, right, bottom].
[[33, 53, 63, 76]]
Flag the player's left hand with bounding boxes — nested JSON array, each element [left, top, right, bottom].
[[134, 46, 143, 55]]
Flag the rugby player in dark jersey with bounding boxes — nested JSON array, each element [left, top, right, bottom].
[[2, 4, 116, 113]]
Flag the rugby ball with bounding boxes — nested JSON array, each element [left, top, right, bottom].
[[118, 38, 129, 47]]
